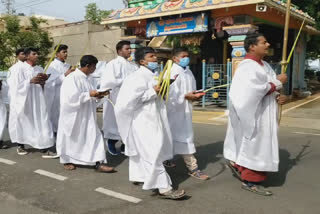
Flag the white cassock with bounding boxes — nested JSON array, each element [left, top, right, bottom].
[[46, 59, 71, 132], [115, 66, 173, 190], [100, 56, 138, 140], [8, 62, 54, 149], [224, 59, 282, 172], [167, 63, 196, 155], [7, 60, 25, 103], [7, 60, 25, 142], [57, 69, 106, 166], [0, 86, 7, 140]]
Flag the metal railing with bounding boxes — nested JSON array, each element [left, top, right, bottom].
[[201, 61, 232, 108]]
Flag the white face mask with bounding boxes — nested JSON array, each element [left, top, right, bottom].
[[178, 57, 190, 67], [146, 62, 158, 71]]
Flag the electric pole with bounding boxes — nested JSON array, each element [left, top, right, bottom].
[[122, 0, 129, 7], [1, 0, 15, 14]]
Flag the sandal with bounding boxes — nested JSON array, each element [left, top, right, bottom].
[[95, 163, 116, 173], [226, 160, 241, 181], [64, 163, 76, 170], [163, 160, 176, 168], [188, 169, 210, 180], [158, 189, 186, 200], [241, 182, 273, 196]]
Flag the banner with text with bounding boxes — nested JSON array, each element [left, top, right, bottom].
[[146, 13, 208, 37]]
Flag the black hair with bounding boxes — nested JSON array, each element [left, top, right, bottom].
[[16, 48, 25, 56], [24, 47, 39, 56], [80, 55, 98, 68], [135, 47, 155, 65], [116, 40, 131, 53], [244, 32, 265, 52], [172, 47, 189, 57], [55, 44, 68, 53]]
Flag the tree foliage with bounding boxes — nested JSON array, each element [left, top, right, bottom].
[[292, 0, 320, 58], [85, 3, 113, 24], [0, 16, 53, 70]]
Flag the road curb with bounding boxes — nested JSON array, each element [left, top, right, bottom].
[[282, 92, 320, 112], [192, 93, 320, 114]]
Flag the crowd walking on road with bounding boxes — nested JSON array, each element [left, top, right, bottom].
[[0, 32, 288, 199]]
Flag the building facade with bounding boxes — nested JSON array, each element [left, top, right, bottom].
[[102, 0, 318, 102]]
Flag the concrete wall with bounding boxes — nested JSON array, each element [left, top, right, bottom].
[[45, 21, 123, 65]]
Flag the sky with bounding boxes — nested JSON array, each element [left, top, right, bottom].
[[0, 0, 125, 22]]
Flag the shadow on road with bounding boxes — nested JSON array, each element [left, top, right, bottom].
[[266, 141, 312, 187], [106, 153, 127, 168], [168, 141, 225, 189]]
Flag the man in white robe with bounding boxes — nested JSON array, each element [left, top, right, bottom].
[[0, 80, 8, 149], [46, 44, 74, 134], [4, 48, 26, 150], [56, 55, 115, 173], [100, 41, 138, 155], [7, 48, 26, 103], [165, 47, 209, 180], [8, 48, 55, 155], [41, 45, 75, 159], [115, 47, 185, 200], [224, 33, 288, 196]]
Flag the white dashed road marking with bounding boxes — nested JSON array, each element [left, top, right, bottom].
[[34, 169, 68, 181], [95, 187, 142, 204], [0, 158, 16, 165]]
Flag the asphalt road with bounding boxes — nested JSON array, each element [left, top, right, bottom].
[[0, 97, 319, 214]]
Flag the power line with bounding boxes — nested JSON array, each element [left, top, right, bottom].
[[26, 6, 77, 21], [15, 0, 43, 9], [1, 0, 15, 14], [15, 0, 53, 10], [16, 0, 43, 7], [1, 0, 75, 21], [0, 0, 49, 13], [15, 0, 52, 10]]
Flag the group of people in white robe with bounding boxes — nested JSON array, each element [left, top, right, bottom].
[[0, 32, 288, 199]]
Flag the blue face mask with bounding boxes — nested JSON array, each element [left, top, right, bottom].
[[146, 62, 158, 71], [178, 57, 190, 67]]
